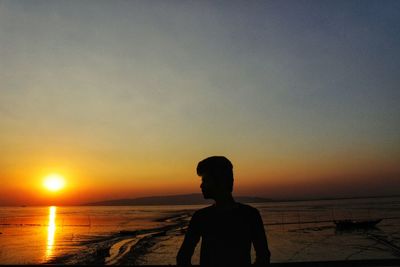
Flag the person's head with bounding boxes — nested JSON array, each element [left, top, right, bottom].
[[197, 156, 234, 199]]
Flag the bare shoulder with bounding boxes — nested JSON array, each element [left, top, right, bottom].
[[192, 204, 215, 218], [236, 202, 261, 216]]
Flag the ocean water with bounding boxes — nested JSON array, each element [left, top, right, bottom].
[[0, 197, 399, 265]]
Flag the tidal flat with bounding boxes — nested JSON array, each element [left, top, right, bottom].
[[0, 197, 399, 265]]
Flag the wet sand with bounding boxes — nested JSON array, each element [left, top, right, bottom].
[[2, 197, 399, 264], [47, 213, 400, 265], [48, 211, 193, 265]]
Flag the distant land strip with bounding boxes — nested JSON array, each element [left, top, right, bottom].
[[82, 193, 400, 206], [83, 193, 272, 206]]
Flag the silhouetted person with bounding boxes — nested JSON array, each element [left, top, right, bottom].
[[177, 156, 271, 267]]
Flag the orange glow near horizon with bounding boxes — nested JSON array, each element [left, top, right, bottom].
[[0, 152, 399, 206]]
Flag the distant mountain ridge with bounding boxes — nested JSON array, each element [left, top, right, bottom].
[[84, 193, 272, 206]]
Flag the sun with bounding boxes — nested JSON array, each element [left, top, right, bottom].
[[43, 174, 66, 192]]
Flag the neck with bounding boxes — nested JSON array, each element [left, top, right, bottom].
[[214, 193, 235, 209]]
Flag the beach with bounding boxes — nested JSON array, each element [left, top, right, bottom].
[[0, 196, 399, 265]]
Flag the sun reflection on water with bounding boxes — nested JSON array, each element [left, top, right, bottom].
[[45, 206, 56, 261]]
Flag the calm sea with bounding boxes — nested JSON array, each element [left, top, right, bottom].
[[0, 196, 399, 264]]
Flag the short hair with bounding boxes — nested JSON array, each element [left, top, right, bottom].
[[196, 156, 234, 192]]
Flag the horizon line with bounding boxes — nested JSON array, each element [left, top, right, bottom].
[[1, 193, 399, 207]]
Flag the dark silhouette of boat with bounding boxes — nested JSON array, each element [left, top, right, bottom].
[[334, 219, 382, 229]]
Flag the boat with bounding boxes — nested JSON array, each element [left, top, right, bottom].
[[334, 219, 382, 229]]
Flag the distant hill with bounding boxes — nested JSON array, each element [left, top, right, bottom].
[[84, 193, 272, 206]]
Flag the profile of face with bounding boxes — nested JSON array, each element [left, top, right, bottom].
[[200, 174, 218, 199]]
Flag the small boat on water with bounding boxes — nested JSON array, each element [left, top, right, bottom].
[[334, 219, 382, 229]]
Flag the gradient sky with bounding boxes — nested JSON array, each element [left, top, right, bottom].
[[1, 0, 399, 205]]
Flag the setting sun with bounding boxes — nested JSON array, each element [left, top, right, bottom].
[[43, 174, 66, 192]]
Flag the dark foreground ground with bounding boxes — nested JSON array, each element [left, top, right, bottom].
[[34, 258, 400, 267]]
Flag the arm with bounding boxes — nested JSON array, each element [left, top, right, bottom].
[[177, 212, 201, 266], [251, 209, 271, 266]]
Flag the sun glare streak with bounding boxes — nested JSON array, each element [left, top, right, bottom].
[[45, 206, 56, 261]]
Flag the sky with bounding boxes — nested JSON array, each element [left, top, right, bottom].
[[1, 0, 399, 205]]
